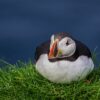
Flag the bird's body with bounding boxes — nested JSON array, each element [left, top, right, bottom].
[[35, 32, 94, 83]]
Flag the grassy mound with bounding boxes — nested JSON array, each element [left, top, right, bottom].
[[0, 61, 100, 100]]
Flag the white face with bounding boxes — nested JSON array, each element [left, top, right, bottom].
[[57, 37, 76, 57]]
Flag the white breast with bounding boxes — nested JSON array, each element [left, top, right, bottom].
[[36, 54, 94, 83]]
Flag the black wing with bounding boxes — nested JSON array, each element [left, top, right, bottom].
[[75, 40, 92, 57], [34, 40, 50, 61]]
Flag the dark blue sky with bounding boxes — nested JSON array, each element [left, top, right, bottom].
[[0, 0, 100, 63]]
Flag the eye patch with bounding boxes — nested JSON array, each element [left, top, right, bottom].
[[66, 41, 69, 45]]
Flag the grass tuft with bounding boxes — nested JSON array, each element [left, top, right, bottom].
[[0, 61, 100, 100]]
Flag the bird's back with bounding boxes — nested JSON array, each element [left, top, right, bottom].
[[75, 40, 92, 58], [34, 40, 50, 61]]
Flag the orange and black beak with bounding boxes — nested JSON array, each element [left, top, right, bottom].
[[48, 39, 58, 59]]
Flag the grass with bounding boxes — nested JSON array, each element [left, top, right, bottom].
[[0, 60, 100, 100]]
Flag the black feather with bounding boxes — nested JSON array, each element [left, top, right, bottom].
[[34, 32, 92, 62], [34, 40, 50, 61]]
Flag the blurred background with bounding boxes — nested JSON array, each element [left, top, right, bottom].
[[0, 0, 100, 64]]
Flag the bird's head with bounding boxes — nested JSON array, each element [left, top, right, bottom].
[[48, 32, 76, 59]]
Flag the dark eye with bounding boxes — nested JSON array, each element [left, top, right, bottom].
[[66, 41, 69, 45]]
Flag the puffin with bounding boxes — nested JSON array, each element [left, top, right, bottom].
[[35, 32, 94, 83]]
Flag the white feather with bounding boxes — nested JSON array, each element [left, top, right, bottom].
[[36, 54, 94, 83], [58, 37, 76, 57]]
